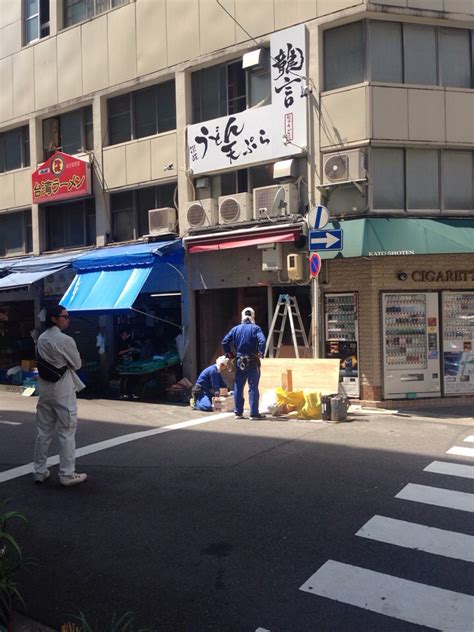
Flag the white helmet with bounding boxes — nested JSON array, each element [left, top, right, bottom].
[[215, 355, 228, 369], [241, 307, 255, 324]]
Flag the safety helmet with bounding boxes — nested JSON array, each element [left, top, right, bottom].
[[241, 307, 255, 323]]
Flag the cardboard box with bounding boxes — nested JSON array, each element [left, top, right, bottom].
[[212, 395, 234, 412]]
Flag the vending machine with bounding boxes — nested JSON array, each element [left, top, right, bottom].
[[382, 293, 441, 399], [441, 291, 474, 396], [324, 293, 359, 398]]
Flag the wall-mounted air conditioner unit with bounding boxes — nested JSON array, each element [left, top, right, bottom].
[[253, 183, 298, 220], [185, 198, 218, 229], [218, 193, 253, 224], [148, 207, 177, 236], [322, 149, 366, 185]]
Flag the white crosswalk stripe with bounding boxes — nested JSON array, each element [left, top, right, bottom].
[[297, 437, 474, 629], [446, 446, 474, 458], [356, 515, 474, 562], [299, 561, 474, 632], [396, 483, 474, 512], [424, 461, 474, 479]]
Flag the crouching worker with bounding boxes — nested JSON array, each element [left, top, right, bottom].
[[191, 356, 229, 411]]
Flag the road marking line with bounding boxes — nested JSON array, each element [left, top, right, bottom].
[[463, 435, 474, 442], [299, 560, 474, 631], [424, 461, 474, 479], [356, 515, 474, 562], [0, 420, 21, 426], [396, 483, 474, 512], [0, 413, 232, 484], [446, 446, 474, 458]]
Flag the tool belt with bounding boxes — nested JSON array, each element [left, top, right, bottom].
[[236, 354, 260, 371]]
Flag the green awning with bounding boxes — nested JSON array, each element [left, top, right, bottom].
[[317, 218, 474, 259]]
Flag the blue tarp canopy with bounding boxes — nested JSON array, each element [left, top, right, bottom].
[[61, 267, 153, 312], [0, 268, 67, 290], [61, 240, 183, 313]]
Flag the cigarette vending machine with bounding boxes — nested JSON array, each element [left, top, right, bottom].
[[324, 293, 359, 398], [382, 293, 441, 399], [441, 291, 474, 396]]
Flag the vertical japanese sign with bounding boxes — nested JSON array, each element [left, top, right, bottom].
[[187, 24, 308, 175], [32, 151, 92, 204]]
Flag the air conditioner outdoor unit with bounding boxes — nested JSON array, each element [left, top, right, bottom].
[[186, 198, 218, 229], [148, 207, 177, 236], [253, 183, 298, 220], [322, 149, 366, 185], [218, 193, 253, 224]]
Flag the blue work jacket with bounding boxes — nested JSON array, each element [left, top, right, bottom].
[[222, 322, 266, 357], [196, 364, 227, 395]]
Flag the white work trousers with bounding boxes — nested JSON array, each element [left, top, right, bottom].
[[33, 392, 78, 477]]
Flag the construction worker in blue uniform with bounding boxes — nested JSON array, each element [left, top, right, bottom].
[[222, 307, 266, 420], [191, 356, 229, 411]]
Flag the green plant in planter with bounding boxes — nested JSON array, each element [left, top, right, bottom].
[[0, 501, 27, 629], [62, 611, 153, 632]]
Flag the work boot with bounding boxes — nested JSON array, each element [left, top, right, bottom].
[[33, 469, 50, 484], [59, 473, 87, 487]]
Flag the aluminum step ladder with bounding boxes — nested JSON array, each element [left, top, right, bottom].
[[264, 294, 311, 358]]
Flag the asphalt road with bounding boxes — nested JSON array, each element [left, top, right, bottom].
[[0, 393, 473, 631]]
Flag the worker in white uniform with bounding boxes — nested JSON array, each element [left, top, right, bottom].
[[33, 304, 87, 487]]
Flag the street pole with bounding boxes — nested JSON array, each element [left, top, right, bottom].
[[312, 275, 320, 358]]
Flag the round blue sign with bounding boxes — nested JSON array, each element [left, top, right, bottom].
[[310, 253, 321, 278]]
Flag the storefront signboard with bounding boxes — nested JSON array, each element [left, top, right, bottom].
[[187, 24, 308, 174], [32, 152, 92, 204]]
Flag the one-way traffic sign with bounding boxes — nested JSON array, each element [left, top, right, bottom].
[[309, 229, 343, 251]]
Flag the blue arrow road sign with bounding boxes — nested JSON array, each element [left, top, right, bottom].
[[309, 229, 343, 251]]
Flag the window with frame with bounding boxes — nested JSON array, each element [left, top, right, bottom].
[[0, 126, 30, 173], [372, 148, 474, 214], [44, 199, 95, 251], [192, 57, 271, 124], [42, 107, 93, 160], [107, 81, 176, 146], [25, 0, 50, 43], [63, 0, 127, 27], [0, 210, 32, 257], [324, 21, 473, 91], [110, 184, 176, 242]]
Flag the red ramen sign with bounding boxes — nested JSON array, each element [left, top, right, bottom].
[[32, 151, 91, 204]]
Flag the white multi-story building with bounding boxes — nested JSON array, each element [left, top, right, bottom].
[[0, 0, 473, 404]]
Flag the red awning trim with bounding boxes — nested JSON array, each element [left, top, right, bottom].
[[188, 229, 301, 253]]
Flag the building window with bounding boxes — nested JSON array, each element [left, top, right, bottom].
[[0, 210, 32, 257], [107, 81, 176, 146], [372, 148, 473, 214], [325, 21, 473, 91], [64, 0, 127, 27], [192, 57, 271, 124], [324, 21, 365, 92], [25, 0, 50, 44], [42, 107, 93, 160], [0, 126, 30, 173], [44, 198, 95, 250], [110, 184, 175, 242]]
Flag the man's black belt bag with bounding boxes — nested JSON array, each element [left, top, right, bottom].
[[37, 354, 67, 383]]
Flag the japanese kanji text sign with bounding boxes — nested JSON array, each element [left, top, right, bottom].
[[32, 151, 92, 204], [187, 25, 308, 174]]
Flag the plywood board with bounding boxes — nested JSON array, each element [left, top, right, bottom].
[[259, 358, 340, 395]]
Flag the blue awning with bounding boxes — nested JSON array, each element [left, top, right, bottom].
[[61, 267, 153, 313], [72, 240, 182, 271], [5, 249, 89, 272], [0, 267, 67, 290]]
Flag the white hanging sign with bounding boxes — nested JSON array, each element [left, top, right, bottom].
[[187, 24, 308, 175]]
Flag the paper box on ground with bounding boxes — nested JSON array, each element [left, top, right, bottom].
[[212, 395, 234, 412]]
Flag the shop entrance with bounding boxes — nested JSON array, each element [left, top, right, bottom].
[[196, 287, 268, 370], [0, 300, 36, 384]]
